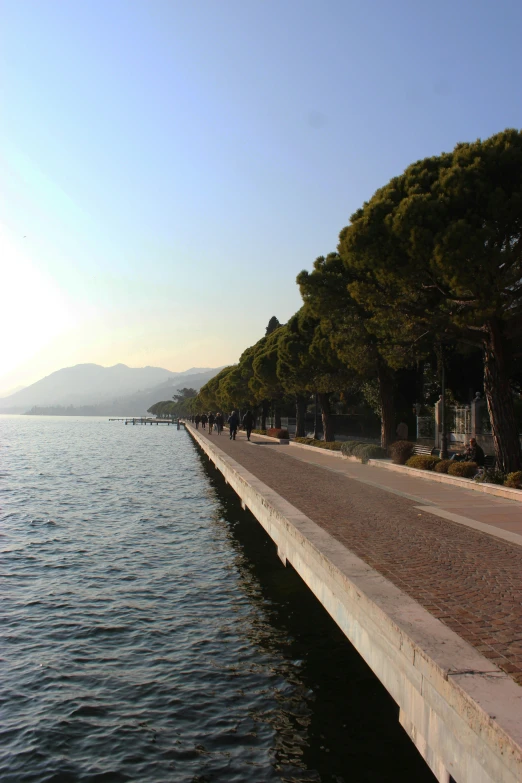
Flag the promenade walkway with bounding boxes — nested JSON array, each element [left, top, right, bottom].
[[193, 426, 522, 687]]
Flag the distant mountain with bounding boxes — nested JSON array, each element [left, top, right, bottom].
[[0, 363, 219, 414], [104, 368, 224, 415]]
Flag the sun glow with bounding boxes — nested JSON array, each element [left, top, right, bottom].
[[0, 223, 80, 380]]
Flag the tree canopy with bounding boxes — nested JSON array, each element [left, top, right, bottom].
[[339, 129, 522, 470]]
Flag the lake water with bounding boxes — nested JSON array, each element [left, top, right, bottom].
[[0, 416, 435, 782]]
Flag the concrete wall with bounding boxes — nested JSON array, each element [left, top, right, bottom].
[[185, 424, 522, 783]]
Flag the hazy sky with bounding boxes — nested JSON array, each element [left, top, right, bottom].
[[1, 0, 521, 395]]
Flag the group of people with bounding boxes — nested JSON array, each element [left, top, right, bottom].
[[193, 412, 224, 434], [190, 410, 255, 441]]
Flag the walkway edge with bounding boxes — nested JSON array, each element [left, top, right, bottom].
[[367, 459, 522, 502], [186, 424, 521, 783], [258, 435, 522, 502]]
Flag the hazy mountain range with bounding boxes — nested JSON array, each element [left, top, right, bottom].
[[0, 364, 223, 416]]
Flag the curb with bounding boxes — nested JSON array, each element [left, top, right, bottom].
[[368, 459, 522, 503], [250, 432, 290, 444]]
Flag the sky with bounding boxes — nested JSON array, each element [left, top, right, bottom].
[[1, 0, 521, 396]]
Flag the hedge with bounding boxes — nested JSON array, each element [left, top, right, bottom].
[[505, 471, 522, 489], [448, 461, 478, 478], [339, 442, 386, 462], [434, 459, 453, 474], [267, 428, 289, 439], [359, 444, 387, 460], [405, 455, 441, 471], [294, 437, 343, 451], [340, 441, 366, 456], [389, 440, 414, 465]]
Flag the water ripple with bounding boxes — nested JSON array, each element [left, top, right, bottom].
[[0, 416, 435, 782]]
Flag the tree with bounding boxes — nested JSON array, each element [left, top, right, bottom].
[[172, 387, 197, 402], [297, 253, 401, 449], [340, 129, 522, 471], [250, 327, 287, 428], [275, 307, 352, 441], [197, 366, 235, 411], [276, 317, 313, 437], [265, 316, 281, 336]]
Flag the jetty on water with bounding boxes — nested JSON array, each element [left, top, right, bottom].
[[109, 417, 185, 426]]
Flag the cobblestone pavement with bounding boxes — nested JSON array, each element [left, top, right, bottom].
[[193, 427, 522, 685]]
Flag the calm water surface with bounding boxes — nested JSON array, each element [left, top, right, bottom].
[[0, 416, 434, 782]]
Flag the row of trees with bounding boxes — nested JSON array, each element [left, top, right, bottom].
[[148, 388, 198, 419], [192, 130, 522, 472]]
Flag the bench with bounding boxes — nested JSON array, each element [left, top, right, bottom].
[[411, 444, 495, 467], [412, 444, 436, 456]]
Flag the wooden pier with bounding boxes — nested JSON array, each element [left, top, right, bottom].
[[109, 417, 184, 426]]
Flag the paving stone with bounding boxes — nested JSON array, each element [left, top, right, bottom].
[[196, 429, 522, 685]]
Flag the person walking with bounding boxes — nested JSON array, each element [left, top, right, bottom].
[[242, 409, 254, 441], [228, 410, 239, 440], [208, 412, 215, 434], [201, 413, 208, 430], [195, 414, 201, 430], [215, 412, 223, 435]]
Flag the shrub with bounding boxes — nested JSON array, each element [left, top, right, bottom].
[[319, 441, 343, 450], [340, 441, 366, 456], [267, 428, 289, 439], [359, 444, 387, 460], [389, 440, 414, 464], [351, 443, 370, 457], [474, 467, 507, 485], [448, 461, 478, 478], [295, 438, 342, 451], [340, 442, 386, 461], [505, 471, 522, 489], [434, 459, 453, 474], [252, 428, 267, 435], [406, 455, 441, 471]]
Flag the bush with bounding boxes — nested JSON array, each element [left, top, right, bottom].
[[448, 461, 479, 478], [319, 441, 343, 450], [474, 467, 507, 485], [295, 437, 343, 451], [351, 443, 370, 457], [252, 429, 267, 435], [434, 459, 453, 474], [339, 442, 386, 461], [406, 455, 441, 471], [267, 428, 289, 439], [359, 444, 387, 460], [389, 440, 414, 464], [340, 441, 366, 456], [505, 471, 522, 489]]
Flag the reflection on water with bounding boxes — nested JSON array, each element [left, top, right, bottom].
[[0, 416, 434, 782], [197, 450, 435, 783]]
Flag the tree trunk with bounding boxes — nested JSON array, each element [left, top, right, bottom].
[[318, 392, 335, 441], [261, 400, 269, 430], [295, 394, 308, 438], [378, 360, 395, 451], [274, 400, 282, 429], [483, 318, 521, 473]]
